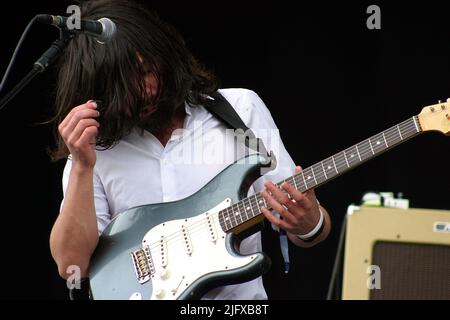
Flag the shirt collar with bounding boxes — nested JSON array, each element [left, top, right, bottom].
[[184, 101, 193, 116]]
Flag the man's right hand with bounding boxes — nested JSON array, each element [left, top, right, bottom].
[[58, 100, 100, 169]]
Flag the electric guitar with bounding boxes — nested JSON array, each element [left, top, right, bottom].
[[89, 100, 450, 300]]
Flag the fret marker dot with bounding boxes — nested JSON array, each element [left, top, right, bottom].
[[235, 212, 240, 216], [377, 141, 380, 145], [351, 154, 354, 158], [246, 207, 250, 211], [328, 166, 332, 170]]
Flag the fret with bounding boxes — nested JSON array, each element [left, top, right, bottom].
[[355, 144, 362, 161], [357, 141, 371, 161], [332, 155, 339, 173], [304, 167, 315, 188], [246, 196, 254, 219], [382, 132, 388, 148], [277, 180, 289, 198], [314, 163, 327, 185], [239, 199, 250, 222], [218, 211, 225, 230], [322, 157, 338, 180], [371, 133, 386, 153], [255, 194, 265, 211], [405, 122, 417, 139], [223, 209, 231, 230], [321, 161, 328, 179], [413, 116, 420, 132], [260, 195, 267, 208], [250, 196, 258, 219], [368, 138, 375, 155], [311, 165, 319, 185], [387, 124, 405, 146], [227, 205, 236, 228], [231, 204, 241, 229], [251, 195, 261, 217], [228, 209, 234, 230], [229, 208, 235, 229], [345, 146, 359, 167], [385, 126, 399, 146], [286, 176, 296, 189], [397, 125, 403, 140], [220, 209, 226, 230], [294, 174, 306, 192], [343, 150, 350, 168], [233, 203, 243, 226], [243, 198, 252, 220], [292, 175, 298, 189], [340, 152, 350, 173], [404, 118, 419, 138], [301, 172, 308, 190]]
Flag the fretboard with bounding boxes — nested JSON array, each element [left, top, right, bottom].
[[218, 116, 422, 232]]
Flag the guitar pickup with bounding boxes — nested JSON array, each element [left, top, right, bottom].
[[131, 246, 155, 284]]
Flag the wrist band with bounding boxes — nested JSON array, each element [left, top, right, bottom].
[[296, 207, 324, 242]]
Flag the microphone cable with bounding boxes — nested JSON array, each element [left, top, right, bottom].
[[0, 15, 38, 98]]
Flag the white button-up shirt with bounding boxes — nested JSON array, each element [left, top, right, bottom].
[[62, 88, 296, 299]]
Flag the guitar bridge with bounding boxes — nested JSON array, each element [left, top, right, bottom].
[[131, 246, 155, 284]]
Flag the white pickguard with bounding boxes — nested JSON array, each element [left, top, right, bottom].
[[138, 198, 256, 300]]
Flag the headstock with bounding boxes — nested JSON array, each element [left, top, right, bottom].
[[418, 99, 450, 136]]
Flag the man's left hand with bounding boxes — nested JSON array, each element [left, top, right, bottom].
[[260, 166, 322, 236]]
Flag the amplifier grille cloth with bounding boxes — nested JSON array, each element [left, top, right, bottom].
[[370, 241, 450, 300]]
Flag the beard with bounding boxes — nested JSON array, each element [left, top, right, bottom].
[[139, 101, 180, 134]]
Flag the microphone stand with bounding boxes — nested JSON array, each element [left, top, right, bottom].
[[0, 29, 74, 109]]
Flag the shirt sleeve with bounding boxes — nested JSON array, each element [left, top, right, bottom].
[[61, 156, 111, 235]]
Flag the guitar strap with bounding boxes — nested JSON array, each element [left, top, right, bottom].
[[205, 91, 291, 274], [205, 91, 269, 156]]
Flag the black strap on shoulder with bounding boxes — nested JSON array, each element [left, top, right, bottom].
[[205, 91, 269, 156]]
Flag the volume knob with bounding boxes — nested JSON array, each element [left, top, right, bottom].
[[160, 269, 170, 280], [154, 288, 165, 299]]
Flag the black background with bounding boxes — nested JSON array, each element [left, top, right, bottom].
[[0, 0, 449, 300]]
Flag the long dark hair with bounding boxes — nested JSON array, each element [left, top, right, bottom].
[[51, 0, 219, 160]]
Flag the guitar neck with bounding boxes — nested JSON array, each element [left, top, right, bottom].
[[219, 116, 423, 233]]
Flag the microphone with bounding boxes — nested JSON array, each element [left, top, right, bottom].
[[36, 14, 116, 44]]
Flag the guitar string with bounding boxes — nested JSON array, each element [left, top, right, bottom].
[[220, 119, 419, 231], [290, 121, 418, 189], [298, 118, 417, 180], [143, 119, 419, 249], [324, 118, 418, 172], [232, 120, 419, 220], [216, 121, 414, 232], [146, 212, 222, 252], [141, 119, 419, 250]]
